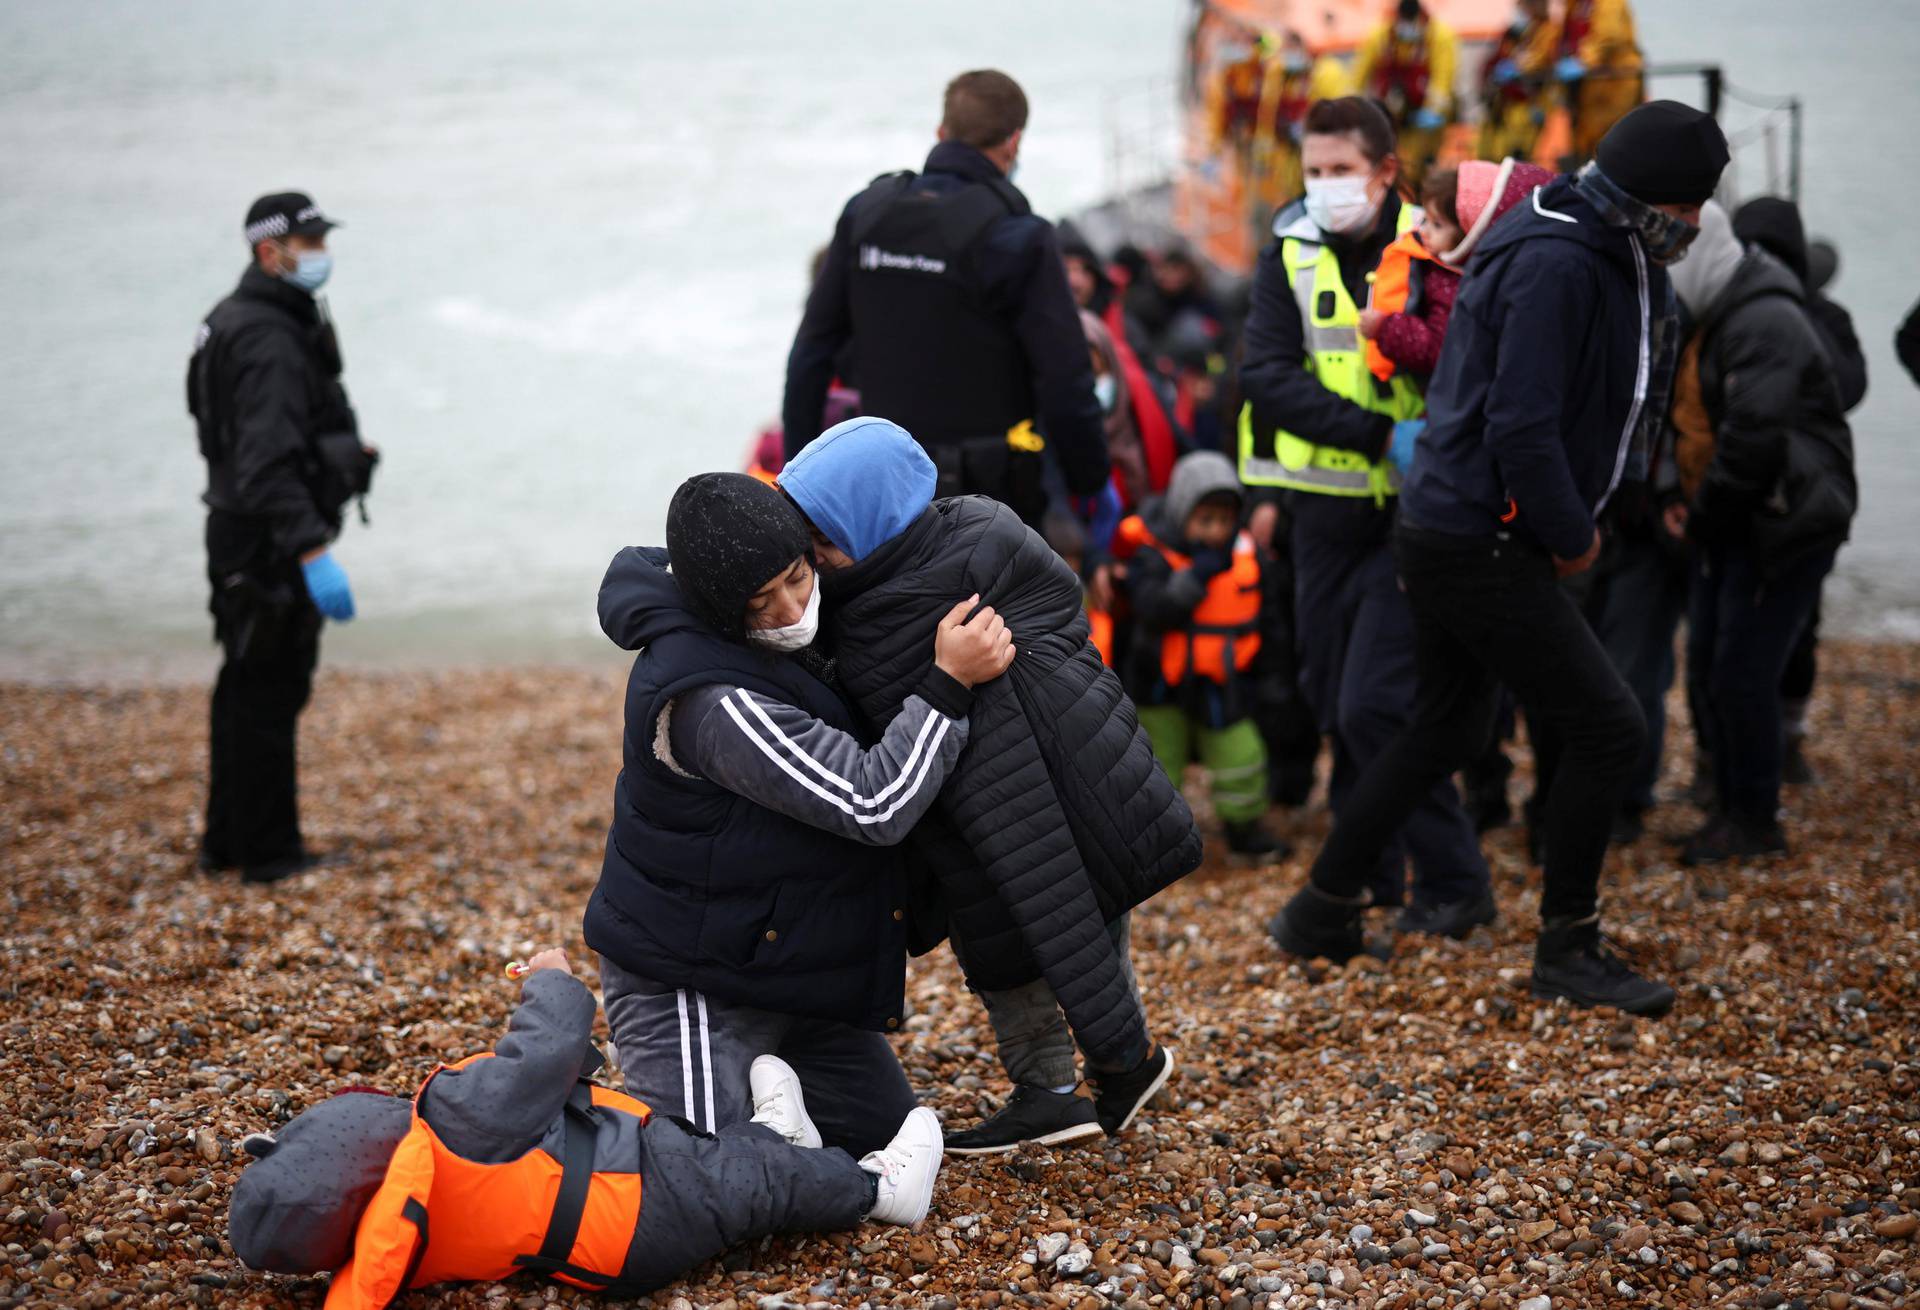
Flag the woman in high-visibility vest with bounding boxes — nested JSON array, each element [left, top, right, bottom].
[[1236, 96, 1495, 938]]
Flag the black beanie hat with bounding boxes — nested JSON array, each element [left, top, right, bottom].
[[665, 473, 811, 641], [1594, 101, 1730, 206]]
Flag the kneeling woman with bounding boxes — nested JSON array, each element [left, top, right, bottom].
[[586, 473, 1011, 1155]]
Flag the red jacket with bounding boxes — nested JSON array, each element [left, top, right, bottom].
[[1371, 239, 1462, 380]]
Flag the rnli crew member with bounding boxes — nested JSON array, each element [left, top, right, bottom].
[[1352, 0, 1460, 182], [1117, 452, 1283, 858], [781, 70, 1110, 527], [1478, 0, 1560, 162], [1237, 98, 1495, 942], [187, 192, 375, 884], [1554, 0, 1644, 161], [226, 950, 945, 1305], [1269, 102, 1730, 1015]]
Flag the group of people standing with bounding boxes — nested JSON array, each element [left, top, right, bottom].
[[197, 58, 1877, 1306]]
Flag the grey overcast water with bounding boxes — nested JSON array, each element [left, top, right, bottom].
[[3, 0, 1917, 680]]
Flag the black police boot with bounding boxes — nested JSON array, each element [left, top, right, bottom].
[[1267, 884, 1367, 962], [1531, 915, 1675, 1016], [943, 1086, 1103, 1155], [1609, 808, 1646, 847], [1225, 820, 1290, 860], [1679, 814, 1788, 867], [1397, 887, 1498, 940], [1781, 734, 1818, 787]]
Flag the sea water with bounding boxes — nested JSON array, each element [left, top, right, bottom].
[[1, 0, 1915, 679]]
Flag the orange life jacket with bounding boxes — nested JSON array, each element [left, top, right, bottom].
[[1088, 605, 1115, 667], [1123, 517, 1262, 686], [1364, 229, 1445, 383], [747, 462, 779, 487], [323, 1054, 651, 1310]]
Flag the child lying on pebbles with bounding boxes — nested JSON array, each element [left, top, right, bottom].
[[225, 949, 942, 1306]]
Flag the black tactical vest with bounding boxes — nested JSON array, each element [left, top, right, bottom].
[[844, 171, 1035, 444]]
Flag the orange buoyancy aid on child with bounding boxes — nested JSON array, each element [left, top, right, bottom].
[[323, 1054, 651, 1310], [1123, 517, 1262, 686], [1364, 229, 1444, 383]]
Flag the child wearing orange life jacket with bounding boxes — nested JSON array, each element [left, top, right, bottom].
[[1360, 159, 1559, 382], [226, 952, 942, 1307], [1116, 452, 1284, 858]]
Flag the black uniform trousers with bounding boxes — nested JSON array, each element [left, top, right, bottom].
[[203, 511, 321, 870]]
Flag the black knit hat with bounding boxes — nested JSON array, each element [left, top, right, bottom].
[[665, 473, 811, 641], [1594, 101, 1730, 206]]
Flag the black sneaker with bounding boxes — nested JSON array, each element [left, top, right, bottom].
[[1396, 888, 1497, 940], [1679, 815, 1787, 867], [196, 850, 234, 875], [1531, 916, 1675, 1017], [1268, 884, 1367, 962], [1224, 821, 1290, 860], [943, 1086, 1102, 1155], [1089, 1044, 1176, 1136]]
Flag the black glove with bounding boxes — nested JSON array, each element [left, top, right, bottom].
[[1188, 547, 1233, 580]]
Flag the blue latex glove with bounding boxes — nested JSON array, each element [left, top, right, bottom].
[[1490, 57, 1520, 85], [1555, 55, 1586, 83], [1388, 419, 1426, 477], [301, 551, 356, 622], [1410, 107, 1445, 131], [1073, 481, 1124, 557]]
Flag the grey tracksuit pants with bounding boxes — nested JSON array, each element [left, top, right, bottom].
[[599, 956, 917, 1158], [620, 1116, 871, 1292], [956, 916, 1145, 1090]]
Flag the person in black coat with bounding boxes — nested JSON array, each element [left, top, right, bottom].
[[780, 419, 1201, 1156], [1667, 204, 1857, 864], [587, 474, 1011, 1155], [781, 70, 1108, 525], [186, 192, 373, 883], [1730, 197, 1868, 784], [1270, 102, 1731, 1017]]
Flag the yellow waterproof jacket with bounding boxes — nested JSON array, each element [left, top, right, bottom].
[[1566, 0, 1642, 71], [1353, 17, 1459, 116]]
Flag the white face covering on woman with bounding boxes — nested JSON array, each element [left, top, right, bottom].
[[746, 572, 822, 652], [1304, 175, 1382, 236]]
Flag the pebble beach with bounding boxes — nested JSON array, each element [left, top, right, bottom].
[[2, 644, 1916, 1309]]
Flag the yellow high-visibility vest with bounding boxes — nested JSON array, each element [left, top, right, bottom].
[[1239, 203, 1426, 502]]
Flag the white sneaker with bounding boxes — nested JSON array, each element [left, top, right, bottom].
[[859, 1106, 943, 1228], [748, 1055, 821, 1149]]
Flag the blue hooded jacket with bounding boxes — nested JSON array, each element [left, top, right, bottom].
[[1401, 176, 1673, 559], [779, 417, 937, 560]]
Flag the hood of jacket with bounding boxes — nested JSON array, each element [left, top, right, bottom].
[[780, 417, 937, 561], [1692, 246, 1805, 338], [598, 545, 709, 652], [1149, 451, 1243, 545], [1668, 201, 1745, 322], [1732, 195, 1810, 286], [1470, 175, 1644, 276], [228, 1092, 412, 1275]]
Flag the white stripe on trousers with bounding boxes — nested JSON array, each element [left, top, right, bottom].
[[676, 988, 719, 1131], [676, 989, 696, 1126]]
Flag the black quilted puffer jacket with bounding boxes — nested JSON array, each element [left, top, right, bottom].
[[821, 495, 1203, 1067]]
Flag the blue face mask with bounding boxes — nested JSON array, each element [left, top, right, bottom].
[[1093, 374, 1118, 413], [282, 249, 333, 293]]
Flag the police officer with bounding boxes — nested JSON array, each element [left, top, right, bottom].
[[1237, 98, 1494, 940], [781, 69, 1109, 526], [188, 192, 374, 883]]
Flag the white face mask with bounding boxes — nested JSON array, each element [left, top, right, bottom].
[[1304, 174, 1381, 236], [746, 572, 821, 652], [1093, 373, 1118, 413]]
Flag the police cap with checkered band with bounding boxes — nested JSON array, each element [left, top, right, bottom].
[[242, 192, 341, 248]]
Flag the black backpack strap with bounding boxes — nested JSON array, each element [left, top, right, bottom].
[[511, 1082, 603, 1280]]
